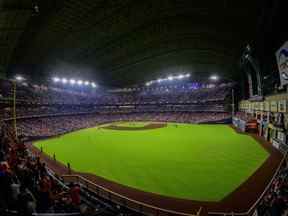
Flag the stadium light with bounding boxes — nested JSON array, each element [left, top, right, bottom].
[[146, 82, 151, 86], [77, 80, 83, 85], [61, 78, 68, 84], [53, 76, 97, 88], [69, 79, 76, 85], [15, 75, 24, 81], [210, 75, 219, 81], [145, 73, 191, 86], [91, 82, 97, 88], [53, 77, 60, 83]]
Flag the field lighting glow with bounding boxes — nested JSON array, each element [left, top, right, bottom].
[[69, 79, 76, 85], [145, 82, 151, 86], [15, 75, 24, 81], [91, 82, 97, 88], [145, 73, 190, 86], [210, 75, 219, 81], [53, 77, 60, 82], [53, 76, 97, 88]]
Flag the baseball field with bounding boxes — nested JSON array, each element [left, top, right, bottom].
[[34, 122, 269, 202]]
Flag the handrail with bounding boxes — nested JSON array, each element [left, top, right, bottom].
[[208, 152, 287, 216], [62, 174, 202, 216]]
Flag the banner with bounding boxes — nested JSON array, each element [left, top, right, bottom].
[[276, 41, 288, 87], [278, 100, 287, 113], [270, 101, 278, 112], [264, 101, 270, 111]]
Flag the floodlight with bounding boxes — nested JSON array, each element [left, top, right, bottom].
[[91, 82, 97, 88], [62, 78, 67, 84], [15, 75, 24, 81], [177, 74, 184, 79], [168, 76, 173, 81], [53, 77, 60, 82], [210, 75, 219, 81], [185, 74, 191, 78], [77, 80, 83, 85], [69, 79, 76, 85], [84, 81, 90, 86]]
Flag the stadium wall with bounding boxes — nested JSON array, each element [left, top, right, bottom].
[[239, 93, 288, 153], [200, 117, 232, 124]]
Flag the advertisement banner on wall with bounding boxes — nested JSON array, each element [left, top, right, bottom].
[[264, 101, 270, 111], [270, 101, 278, 112], [276, 41, 288, 87], [278, 100, 287, 113]]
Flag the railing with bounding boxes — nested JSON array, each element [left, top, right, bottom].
[[39, 143, 287, 216], [62, 175, 202, 216], [62, 153, 286, 216], [208, 152, 287, 216]]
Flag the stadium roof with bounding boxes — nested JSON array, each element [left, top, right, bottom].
[[0, 0, 285, 87]]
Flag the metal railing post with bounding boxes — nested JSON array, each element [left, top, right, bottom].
[[67, 162, 71, 174]]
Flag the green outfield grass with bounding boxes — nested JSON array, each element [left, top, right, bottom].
[[34, 122, 269, 201]]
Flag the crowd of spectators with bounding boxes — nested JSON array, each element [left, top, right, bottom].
[[0, 79, 232, 106], [0, 122, 143, 216], [0, 106, 96, 120], [234, 112, 255, 122], [15, 112, 231, 138], [0, 122, 83, 216], [257, 161, 288, 216], [0, 103, 227, 120], [0, 78, 234, 216], [0, 78, 233, 122], [1, 78, 288, 216]]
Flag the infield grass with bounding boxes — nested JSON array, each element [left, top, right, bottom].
[[34, 122, 268, 201]]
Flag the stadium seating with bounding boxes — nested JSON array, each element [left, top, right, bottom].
[[2, 79, 287, 216], [0, 79, 233, 215], [0, 121, 144, 216]]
